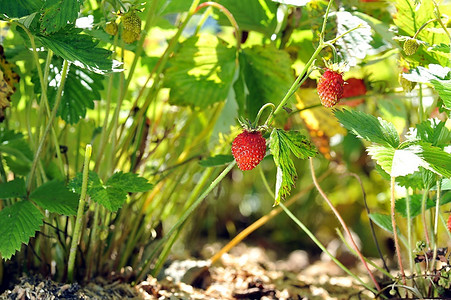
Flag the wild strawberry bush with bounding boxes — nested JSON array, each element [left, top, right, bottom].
[[0, 0, 450, 297]]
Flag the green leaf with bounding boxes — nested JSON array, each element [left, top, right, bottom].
[[39, 0, 83, 35], [368, 142, 451, 178], [335, 109, 400, 148], [352, 11, 396, 46], [395, 194, 433, 218], [199, 155, 234, 167], [413, 119, 451, 149], [430, 80, 451, 109], [401, 65, 451, 109], [394, 0, 449, 67], [30, 180, 79, 216], [0, 0, 42, 18], [106, 171, 153, 193], [0, 129, 33, 175], [270, 129, 317, 205], [396, 193, 451, 218], [334, 11, 373, 65], [403, 65, 451, 83], [164, 34, 237, 109], [0, 178, 26, 199], [35, 27, 120, 74], [90, 185, 126, 212], [69, 171, 152, 212], [241, 44, 294, 118], [214, 0, 277, 37], [46, 61, 104, 124], [368, 212, 397, 234], [0, 201, 43, 259], [418, 143, 451, 178]]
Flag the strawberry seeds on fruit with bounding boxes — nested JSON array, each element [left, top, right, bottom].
[[232, 128, 266, 171], [317, 62, 346, 108]]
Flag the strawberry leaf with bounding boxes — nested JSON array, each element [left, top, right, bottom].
[[36, 27, 120, 74], [0, 200, 43, 259], [334, 11, 373, 66], [0, 0, 42, 19], [69, 171, 152, 212], [270, 129, 317, 205], [367, 142, 451, 178], [39, 0, 83, 35], [240, 45, 294, 119], [0, 178, 26, 199], [213, 0, 277, 37], [164, 33, 237, 109], [30, 180, 79, 216], [335, 109, 400, 148]]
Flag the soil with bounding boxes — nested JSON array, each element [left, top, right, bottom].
[[0, 243, 377, 300]]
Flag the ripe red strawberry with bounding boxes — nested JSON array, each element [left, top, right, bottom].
[[232, 130, 266, 171], [447, 214, 451, 233], [317, 69, 344, 108], [339, 78, 367, 107]]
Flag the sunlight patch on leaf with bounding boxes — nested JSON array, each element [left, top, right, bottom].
[[164, 34, 237, 109], [36, 27, 121, 74], [334, 11, 373, 66]]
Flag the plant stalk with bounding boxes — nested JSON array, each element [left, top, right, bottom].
[[135, 161, 236, 282], [390, 176, 406, 285], [67, 144, 92, 282], [279, 202, 378, 295], [27, 60, 70, 193], [309, 158, 381, 291]]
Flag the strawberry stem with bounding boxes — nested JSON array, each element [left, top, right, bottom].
[[265, 0, 335, 126], [391, 176, 406, 286], [309, 157, 381, 291], [254, 103, 275, 128]]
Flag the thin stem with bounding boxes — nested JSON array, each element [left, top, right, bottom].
[[348, 172, 390, 274], [210, 169, 333, 265], [419, 84, 424, 123], [27, 60, 70, 193], [123, 0, 160, 93], [67, 144, 92, 282], [135, 161, 236, 283], [413, 18, 438, 39], [421, 187, 431, 247], [391, 176, 406, 285], [264, 0, 335, 126], [327, 24, 364, 45], [309, 158, 381, 291], [335, 229, 393, 279], [195, 2, 241, 51], [406, 190, 415, 276], [431, 178, 442, 270], [254, 103, 275, 128], [259, 167, 274, 199], [279, 202, 378, 295]]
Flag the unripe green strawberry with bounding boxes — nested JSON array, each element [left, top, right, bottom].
[[105, 21, 118, 36], [403, 38, 420, 56], [232, 130, 266, 171], [122, 10, 141, 35], [122, 29, 139, 44], [399, 72, 416, 92], [317, 69, 344, 107]]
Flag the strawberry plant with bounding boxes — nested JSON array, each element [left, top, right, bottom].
[[0, 0, 450, 298]]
